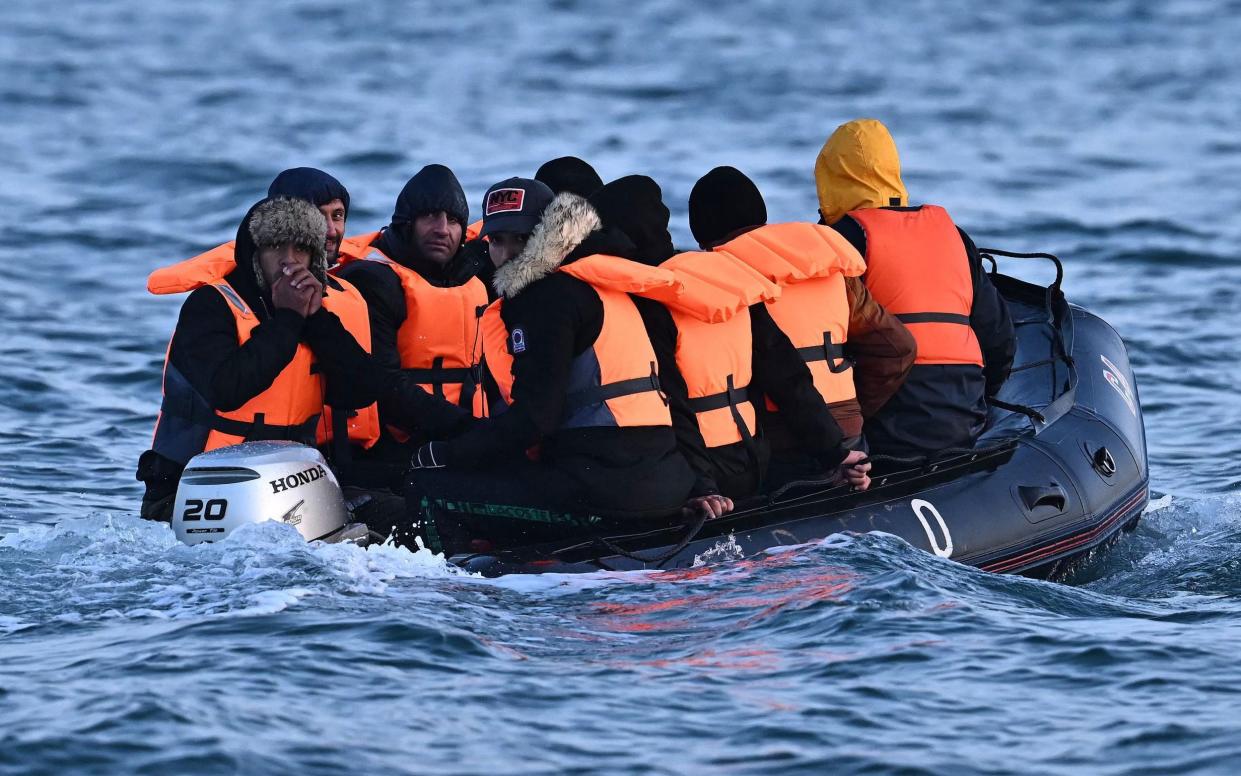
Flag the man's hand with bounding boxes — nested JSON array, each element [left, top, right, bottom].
[[410, 442, 447, 470], [283, 266, 323, 317], [270, 273, 306, 314], [683, 494, 734, 520], [839, 450, 872, 491]]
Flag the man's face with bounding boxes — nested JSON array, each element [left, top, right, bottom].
[[486, 232, 528, 268], [258, 243, 311, 288], [319, 198, 346, 264], [413, 210, 463, 265]]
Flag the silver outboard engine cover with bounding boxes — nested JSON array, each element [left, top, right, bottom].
[[172, 442, 358, 545]]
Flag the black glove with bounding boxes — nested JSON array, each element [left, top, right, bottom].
[[410, 442, 447, 470]]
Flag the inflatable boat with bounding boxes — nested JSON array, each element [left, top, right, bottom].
[[170, 249, 1148, 580], [449, 249, 1149, 578]]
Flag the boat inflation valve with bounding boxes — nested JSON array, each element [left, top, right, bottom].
[[1092, 446, 1117, 477]]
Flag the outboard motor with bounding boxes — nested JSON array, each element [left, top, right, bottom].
[[171, 442, 368, 545]]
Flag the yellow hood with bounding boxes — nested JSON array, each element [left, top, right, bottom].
[[814, 119, 908, 225]]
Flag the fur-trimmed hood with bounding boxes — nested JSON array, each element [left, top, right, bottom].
[[246, 197, 329, 289], [492, 192, 601, 299]]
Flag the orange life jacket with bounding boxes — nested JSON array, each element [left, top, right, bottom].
[[716, 223, 865, 411], [658, 251, 780, 448], [849, 205, 983, 367], [146, 241, 383, 452], [483, 254, 674, 430], [151, 280, 324, 463], [351, 245, 489, 428], [314, 275, 382, 451]]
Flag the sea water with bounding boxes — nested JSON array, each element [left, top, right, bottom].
[[3, 1, 1241, 773]]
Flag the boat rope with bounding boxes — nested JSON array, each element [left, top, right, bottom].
[[592, 510, 710, 567]]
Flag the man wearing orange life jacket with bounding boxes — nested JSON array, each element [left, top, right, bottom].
[[136, 198, 382, 521], [687, 167, 916, 481], [587, 175, 873, 504], [394, 189, 697, 555], [142, 168, 388, 478], [816, 119, 1016, 459], [335, 165, 490, 461]]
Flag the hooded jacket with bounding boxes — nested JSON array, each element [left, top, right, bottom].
[[815, 119, 1016, 456], [137, 199, 382, 510], [336, 166, 488, 445], [443, 193, 694, 518]]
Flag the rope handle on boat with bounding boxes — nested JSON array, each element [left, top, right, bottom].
[[976, 247, 1064, 292], [592, 510, 710, 567]]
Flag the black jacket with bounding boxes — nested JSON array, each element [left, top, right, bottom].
[[336, 227, 487, 443], [831, 209, 1016, 457], [445, 226, 694, 518], [137, 239, 381, 499], [634, 297, 850, 500]]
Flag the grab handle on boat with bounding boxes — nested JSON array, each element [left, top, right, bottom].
[[976, 247, 1065, 292], [1018, 483, 1068, 514]]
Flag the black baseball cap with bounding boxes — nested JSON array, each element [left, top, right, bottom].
[[480, 177, 554, 238]]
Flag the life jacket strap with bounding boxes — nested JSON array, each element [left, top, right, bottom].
[[207, 412, 321, 443], [406, 358, 481, 409], [895, 312, 971, 326], [686, 383, 750, 413], [796, 332, 854, 374], [564, 363, 664, 413]]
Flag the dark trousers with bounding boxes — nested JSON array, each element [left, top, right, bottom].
[[400, 456, 687, 556]]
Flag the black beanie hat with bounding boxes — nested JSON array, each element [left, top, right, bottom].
[[688, 166, 768, 249], [391, 164, 469, 226], [589, 175, 676, 266], [535, 156, 604, 198], [267, 167, 351, 218]]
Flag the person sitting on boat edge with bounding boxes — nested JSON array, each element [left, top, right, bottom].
[[396, 190, 699, 556], [136, 197, 382, 522], [335, 165, 489, 465], [686, 167, 910, 485], [145, 168, 387, 478], [815, 119, 1015, 459], [588, 175, 872, 505]]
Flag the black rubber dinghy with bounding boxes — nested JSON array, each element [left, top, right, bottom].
[[448, 250, 1149, 578]]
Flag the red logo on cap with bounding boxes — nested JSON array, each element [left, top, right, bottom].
[[485, 188, 525, 216]]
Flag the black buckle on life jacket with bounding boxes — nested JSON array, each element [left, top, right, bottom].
[[686, 380, 750, 413], [796, 332, 854, 374]]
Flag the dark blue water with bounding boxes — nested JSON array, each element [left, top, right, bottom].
[[3, 1, 1241, 773]]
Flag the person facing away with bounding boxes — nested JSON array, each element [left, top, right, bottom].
[[534, 156, 605, 198], [136, 197, 381, 521], [588, 175, 871, 511], [335, 165, 489, 460], [685, 166, 907, 485], [396, 188, 698, 555], [816, 118, 1016, 459]]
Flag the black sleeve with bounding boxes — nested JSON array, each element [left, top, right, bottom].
[[337, 261, 470, 437], [443, 275, 601, 466], [829, 215, 868, 261], [302, 306, 382, 410], [336, 261, 406, 373], [959, 228, 1016, 396], [169, 286, 305, 412], [633, 297, 719, 497], [750, 304, 848, 468]]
